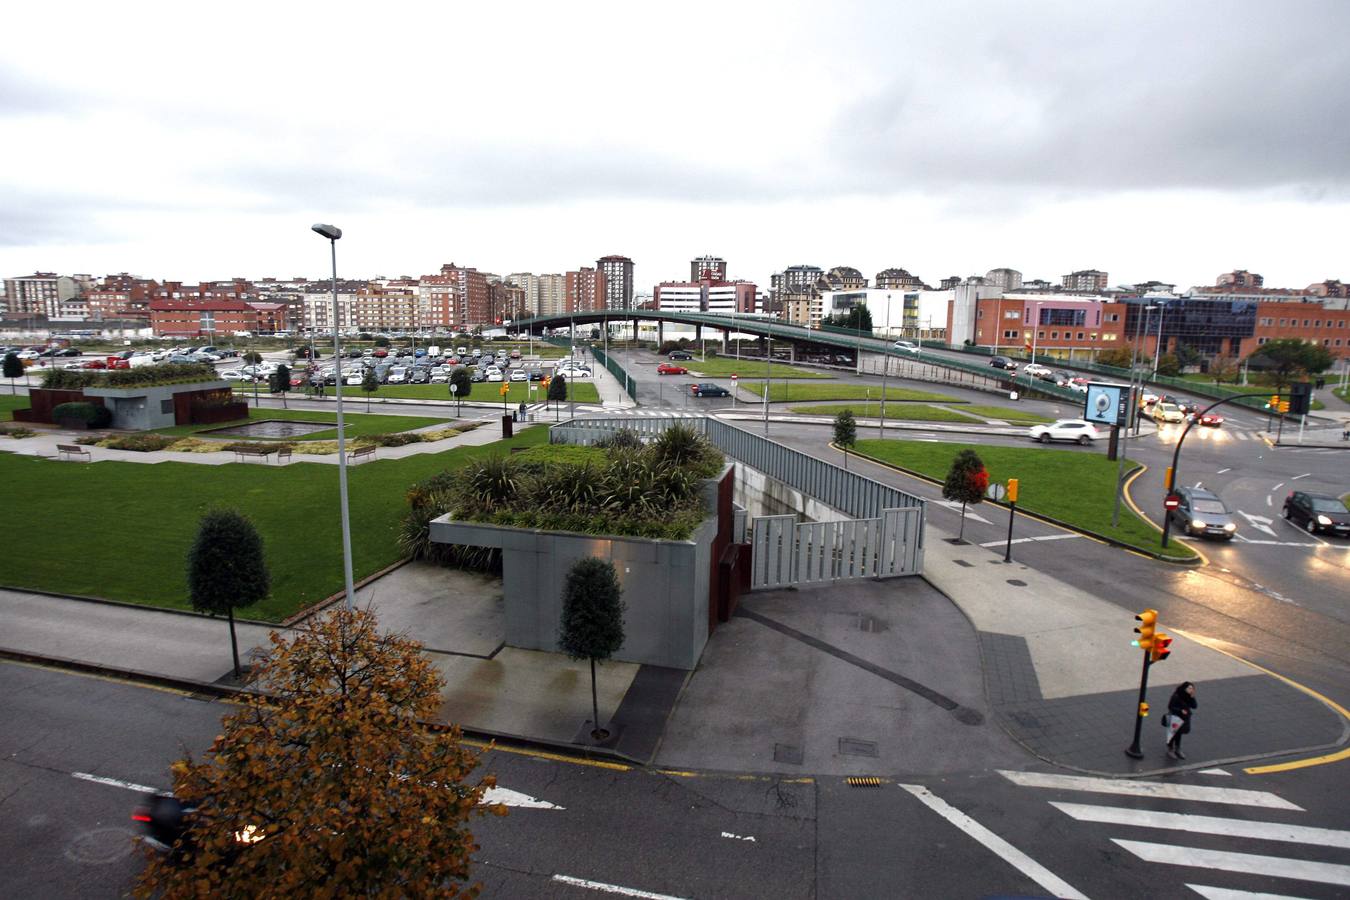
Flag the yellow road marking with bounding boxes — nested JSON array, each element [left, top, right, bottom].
[[1169, 628, 1350, 773], [463, 739, 633, 771], [1122, 465, 1210, 567]]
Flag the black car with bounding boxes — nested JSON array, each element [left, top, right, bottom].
[[690, 383, 730, 398], [668, 351, 693, 361], [408, 369, 430, 384], [989, 356, 1018, 371], [1283, 491, 1350, 536]]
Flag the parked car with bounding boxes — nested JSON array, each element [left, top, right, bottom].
[[430, 372, 449, 384], [1151, 402, 1186, 425], [219, 369, 247, 381], [387, 366, 408, 384], [1168, 487, 1238, 540], [487, 371, 504, 382], [668, 351, 694, 361], [470, 370, 487, 383], [408, 369, 430, 384], [509, 370, 528, 382], [657, 363, 688, 375], [345, 371, 364, 386], [989, 355, 1018, 371], [892, 340, 920, 354], [1027, 419, 1102, 445], [1282, 492, 1350, 536], [529, 370, 544, 381], [510, 349, 521, 359], [458, 346, 470, 356], [690, 383, 731, 398]]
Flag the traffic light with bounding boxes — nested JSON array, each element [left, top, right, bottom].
[[1270, 394, 1280, 409], [1151, 633, 1173, 663], [1007, 478, 1019, 503], [1278, 399, 1290, 414], [1133, 609, 1157, 651], [1138, 701, 1150, 717], [1289, 382, 1312, 416]]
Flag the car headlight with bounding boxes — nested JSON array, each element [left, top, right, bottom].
[[1317, 515, 1332, 526], [1223, 523, 1236, 531], [1191, 519, 1205, 529]]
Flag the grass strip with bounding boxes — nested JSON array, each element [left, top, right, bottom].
[[956, 404, 1055, 424], [154, 407, 452, 442], [790, 402, 980, 423], [317, 381, 600, 404], [853, 438, 1196, 559], [682, 358, 830, 379], [0, 394, 27, 421], [0, 426, 551, 621], [739, 381, 957, 403]]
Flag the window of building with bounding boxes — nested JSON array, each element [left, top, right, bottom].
[[1104, 333, 1118, 341], [977, 310, 983, 319], [1089, 333, 1098, 341], [1315, 320, 1322, 327], [1051, 331, 1059, 339], [1258, 337, 1268, 345], [1107, 313, 1120, 322], [1303, 320, 1311, 327], [1003, 329, 1019, 340], [1280, 318, 1287, 326], [1006, 310, 1020, 319], [1076, 332, 1085, 340]]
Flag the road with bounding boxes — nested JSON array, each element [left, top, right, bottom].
[[6, 661, 1348, 899]]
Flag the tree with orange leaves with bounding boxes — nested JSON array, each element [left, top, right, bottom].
[[134, 608, 502, 899]]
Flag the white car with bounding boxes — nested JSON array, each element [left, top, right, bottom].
[[458, 347, 469, 356], [219, 369, 247, 381], [893, 340, 920, 354], [509, 369, 528, 382], [1022, 363, 1053, 378], [16, 349, 40, 360], [1028, 419, 1103, 445], [387, 366, 408, 384], [430, 372, 449, 384], [345, 371, 364, 386], [487, 371, 504, 382]]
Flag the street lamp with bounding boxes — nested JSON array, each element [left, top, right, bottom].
[[1151, 300, 1169, 381], [311, 223, 356, 612]]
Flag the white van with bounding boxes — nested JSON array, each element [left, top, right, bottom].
[[428, 345, 441, 358], [387, 366, 408, 384]]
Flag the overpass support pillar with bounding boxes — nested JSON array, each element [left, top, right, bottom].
[[632, 318, 639, 343], [658, 320, 664, 346], [694, 323, 702, 341], [722, 328, 729, 353]]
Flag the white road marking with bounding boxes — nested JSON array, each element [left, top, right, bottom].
[[978, 534, 1081, 548], [1194, 481, 1204, 489], [1239, 511, 1277, 537], [1233, 432, 1249, 440], [1050, 802, 1350, 848], [72, 772, 160, 794], [935, 500, 992, 524], [1234, 539, 1320, 547], [1273, 482, 1285, 491], [720, 830, 756, 842], [1266, 496, 1273, 507], [1216, 468, 1232, 474], [1197, 768, 1232, 776], [997, 770, 1303, 810], [899, 784, 1087, 900], [1186, 885, 1311, 900], [1113, 840, 1350, 887], [1280, 516, 1330, 547], [77, 771, 561, 810], [1292, 473, 1311, 480], [551, 874, 688, 899]]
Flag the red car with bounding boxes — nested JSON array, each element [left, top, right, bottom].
[[657, 363, 688, 375], [1198, 412, 1224, 427], [373, 349, 388, 358]]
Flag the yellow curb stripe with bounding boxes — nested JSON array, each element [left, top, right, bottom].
[[1169, 628, 1350, 773], [463, 739, 633, 771], [1122, 464, 1211, 567]]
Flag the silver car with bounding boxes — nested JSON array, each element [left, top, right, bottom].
[[1168, 487, 1238, 540]]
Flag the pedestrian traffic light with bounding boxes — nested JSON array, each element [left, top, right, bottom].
[[1007, 478, 1019, 503], [1133, 609, 1157, 651], [1151, 633, 1173, 663]]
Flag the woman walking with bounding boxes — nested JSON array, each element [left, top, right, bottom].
[[1166, 682, 1198, 759]]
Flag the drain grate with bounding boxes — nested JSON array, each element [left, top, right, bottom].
[[773, 743, 804, 765], [856, 615, 889, 633], [839, 737, 879, 758], [845, 776, 884, 787], [1006, 579, 1028, 587], [953, 559, 974, 568]]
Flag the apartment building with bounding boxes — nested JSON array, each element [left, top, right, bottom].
[[418, 263, 490, 328], [537, 274, 566, 316], [653, 279, 756, 315], [507, 273, 541, 315], [984, 268, 1023, 291], [1061, 269, 1109, 293], [690, 255, 727, 282], [597, 255, 634, 310], [3, 273, 80, 318], [565, 267, 605, 313], [875, 268, 925, 290]]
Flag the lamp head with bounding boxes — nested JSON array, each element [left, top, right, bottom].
[[311, 223, 342, 241]]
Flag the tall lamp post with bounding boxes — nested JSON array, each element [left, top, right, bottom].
[[311, 223, 356, 612]]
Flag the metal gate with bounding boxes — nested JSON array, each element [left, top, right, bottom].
[[752, 508, 920, 590]]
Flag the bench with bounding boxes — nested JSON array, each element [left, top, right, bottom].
[[233, 448, 274, 464], [276, 446, 292, 464], [347, 445, 376, 464], [57, 443, 91, 462]]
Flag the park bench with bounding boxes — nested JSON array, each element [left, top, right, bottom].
[[233, 447, 274, 464], [347, 445, 376, 464], [276, 446, 292, 464], [57, 443, 91, 462]]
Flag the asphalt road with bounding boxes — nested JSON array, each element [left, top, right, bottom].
[[7, 661, 1347, 899]]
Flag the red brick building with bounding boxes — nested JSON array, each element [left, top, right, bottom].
[[565, 267, 605, 313], [150, 300, 262, 337], [419, 264, 489, 328]]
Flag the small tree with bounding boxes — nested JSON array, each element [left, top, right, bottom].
[[271, 363, 290, 408], [1250, 338, 1334, 388], [1209, 354, 1239, 384], [449, 368, 472, 415], [187, 510, 270, 678], [548, 372, 568, 410], [373, 335, 391, 348], [558, 557, 625, 740], [1154, 353, 1182, 378], [2, 352, 22, 394], [361, 366, 379, 412], [942, 449, 988, 543], [833, 408, 857, 469], [134, 608, 498, 898], [1096, 347, 1135, 370]]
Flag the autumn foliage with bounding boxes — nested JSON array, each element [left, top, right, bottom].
[[134, 608, 502, 899]]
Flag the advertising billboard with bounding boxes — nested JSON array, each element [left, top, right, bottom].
[[1084, 382, 1130, 428]]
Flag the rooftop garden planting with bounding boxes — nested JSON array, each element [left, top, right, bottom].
[[42, 363, 221, 390]]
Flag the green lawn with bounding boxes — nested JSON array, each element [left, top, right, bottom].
[[791, 403, 981, 423], [1170, 377, 1325, 410], [853, 439, 1196, 559], [957, 404, 1055, 425], [684, 358, 830, 379], [0, 426, 551, 621], [155, 407, 453, 442], [0, 394, 26, 422], [1334, 386, 1348, 403], [739, 381, 957, 403], [322, 381, 600, 405]]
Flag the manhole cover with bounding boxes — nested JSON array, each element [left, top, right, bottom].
[[773, 743, 803, 765], [838, 738, 878, 758], [65, 827, 135, 865], [951, 706, 985, 726], [1006, 579, 1028, 587], [953, 559, 974, 568], [856, 615, 889, 633], [202, 420, 331, 438]]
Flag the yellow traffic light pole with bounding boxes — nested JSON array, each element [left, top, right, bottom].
[[1125, 608, 1159, 759]]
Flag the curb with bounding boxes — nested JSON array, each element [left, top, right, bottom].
[[843, 446, 1201, 565], [0, 647, 647, 769]]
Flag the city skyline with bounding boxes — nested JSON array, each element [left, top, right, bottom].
[[3, 2, 1347, 291]]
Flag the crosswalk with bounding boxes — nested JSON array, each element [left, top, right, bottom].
[[996, 769, 1350, 896]]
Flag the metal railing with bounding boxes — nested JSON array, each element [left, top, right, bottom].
[[591, 345, 637, 400]]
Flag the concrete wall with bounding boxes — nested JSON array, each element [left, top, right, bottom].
[[734, 460, 843, 523], [429, 498, 721, 670], [85, 381, 229, 430]]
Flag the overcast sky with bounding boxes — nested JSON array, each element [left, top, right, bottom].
[[2, 0, 1347, 292]]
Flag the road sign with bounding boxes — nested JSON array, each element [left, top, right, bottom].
[[731, 374, 738, 381], [985, 482, 1007, 501], [1164, 493, 1181, 511], [449, 383, 458, 394]]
